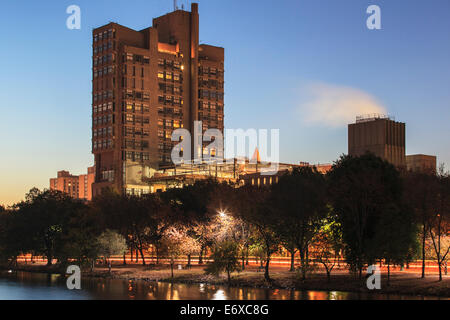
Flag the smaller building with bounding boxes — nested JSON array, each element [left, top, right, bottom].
[[406, 154, 437, 173], [348, 114, 406, 168], [50, 166, 95, 201]]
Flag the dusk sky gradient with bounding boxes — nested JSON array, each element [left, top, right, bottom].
[[1, 0, 449, 205]]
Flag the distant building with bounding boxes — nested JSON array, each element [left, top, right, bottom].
[[348, 114, 406, 168], [406, 154, 437, 173], [144, 160, 332, 192], [299, 162, 332, 174], [50, 166, 95, 201]]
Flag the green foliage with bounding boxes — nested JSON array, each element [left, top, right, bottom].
[[327, 153, 416, 277], [10, 188, 86, 265], [96, 229, 127, 259], [269, 166, 328, 278], [205, 241, 241, 284]]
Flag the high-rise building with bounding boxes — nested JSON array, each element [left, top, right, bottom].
[[91, 3, 224, 197], [348, 114, 406, 167], [50, 166, 95, 201], [406, 154, 437, 173]]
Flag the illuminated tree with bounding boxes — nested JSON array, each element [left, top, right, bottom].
[[205, 241, 241, 285], [96, 229, 127, 273]]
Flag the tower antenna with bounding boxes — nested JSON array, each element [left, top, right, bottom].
[[174, 0, 178, 10]]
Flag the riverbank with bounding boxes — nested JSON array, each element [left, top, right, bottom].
[[5, 263, 450, 298]]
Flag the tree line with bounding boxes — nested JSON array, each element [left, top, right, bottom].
[[0, 153, 448, 283]]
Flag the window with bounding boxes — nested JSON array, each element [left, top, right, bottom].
[[158, 71, 164, 79]]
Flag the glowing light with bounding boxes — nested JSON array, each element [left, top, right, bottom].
[[212, 289, 227, 300], [218, 210, 226, 218]]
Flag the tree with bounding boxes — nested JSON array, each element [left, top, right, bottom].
[[57, 206, 103, 271], [371, 203, 417, 285], [96, 229, 127, 273], [311, 217, 342, 282], [94, 192, 171, 266], [234, 185, 279, 282], [205, 241, 241, 285], [159, 227, 184, 279], [328, 153, 405, 279], [13, 188, 85, 266], [160, 226, 201, 277], [162, 179, 226, 264], [91, 189, 132, 265], [403, 171, 439, 278], [429, 169, 450, 281], [270, 167, 328, 278]]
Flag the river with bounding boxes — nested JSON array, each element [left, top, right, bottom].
[[0, 271, 446, 300]]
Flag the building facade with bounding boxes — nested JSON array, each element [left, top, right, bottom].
[[348, 115, 406, 168], [91, 3, 224, 197], [406, 154, 437, 173], [49, 166, 95, 201]]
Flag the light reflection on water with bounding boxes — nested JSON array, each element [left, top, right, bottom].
[[0, 271, 446, 300]]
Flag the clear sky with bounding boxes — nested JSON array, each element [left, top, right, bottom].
[[1, 0, 449, 205]]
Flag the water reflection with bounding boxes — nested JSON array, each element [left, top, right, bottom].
[[0, 271, 447, 300]]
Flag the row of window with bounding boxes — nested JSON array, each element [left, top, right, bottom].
[[158, 71, 182, 82], [199, 89, 224, 101], [158, 95, 183, 106], [125, 188, 150, 196], [93, 127, 113, 138], [94, 90, 114, 102], [123, 90, 150, 101], [94, 29, 115, 43], [93, 114, 113, 126], [198, 101, 223, 111], [93, 102, 114, 114], [158, 129, 173, 139], [158, 59, 182, 70], [157, 106, 183, 116], [159, 83, 182, 95], [198, 113, 223, 122], [199, 78, 224, 89], [123, 127, 150, 137], [123, 102, 150, 113], [124, 53, 150, 64], [94, 66, 115, 78], [158, 142, 175, 151], [157, 119, 182, 128], [93, 139, 113, 150], [124, 139, 149, 149], [93, 53, 115, 67], [93, 41, 115, 55], [249, 176, 279, 186], [123, 151, 150, 161], [123, 114, 150, 125], [198, 66, 224, 77], [101, 169, 115, 182]]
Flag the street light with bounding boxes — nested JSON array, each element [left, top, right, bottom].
[[218, 210, 226, 218]]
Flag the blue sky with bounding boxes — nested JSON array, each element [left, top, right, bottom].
[[0, 0, 449, 205]]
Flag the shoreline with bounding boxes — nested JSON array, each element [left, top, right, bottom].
[[3, 263, 450, 298]]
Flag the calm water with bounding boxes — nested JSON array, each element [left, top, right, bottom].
[[0, 271, 446, 300]]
